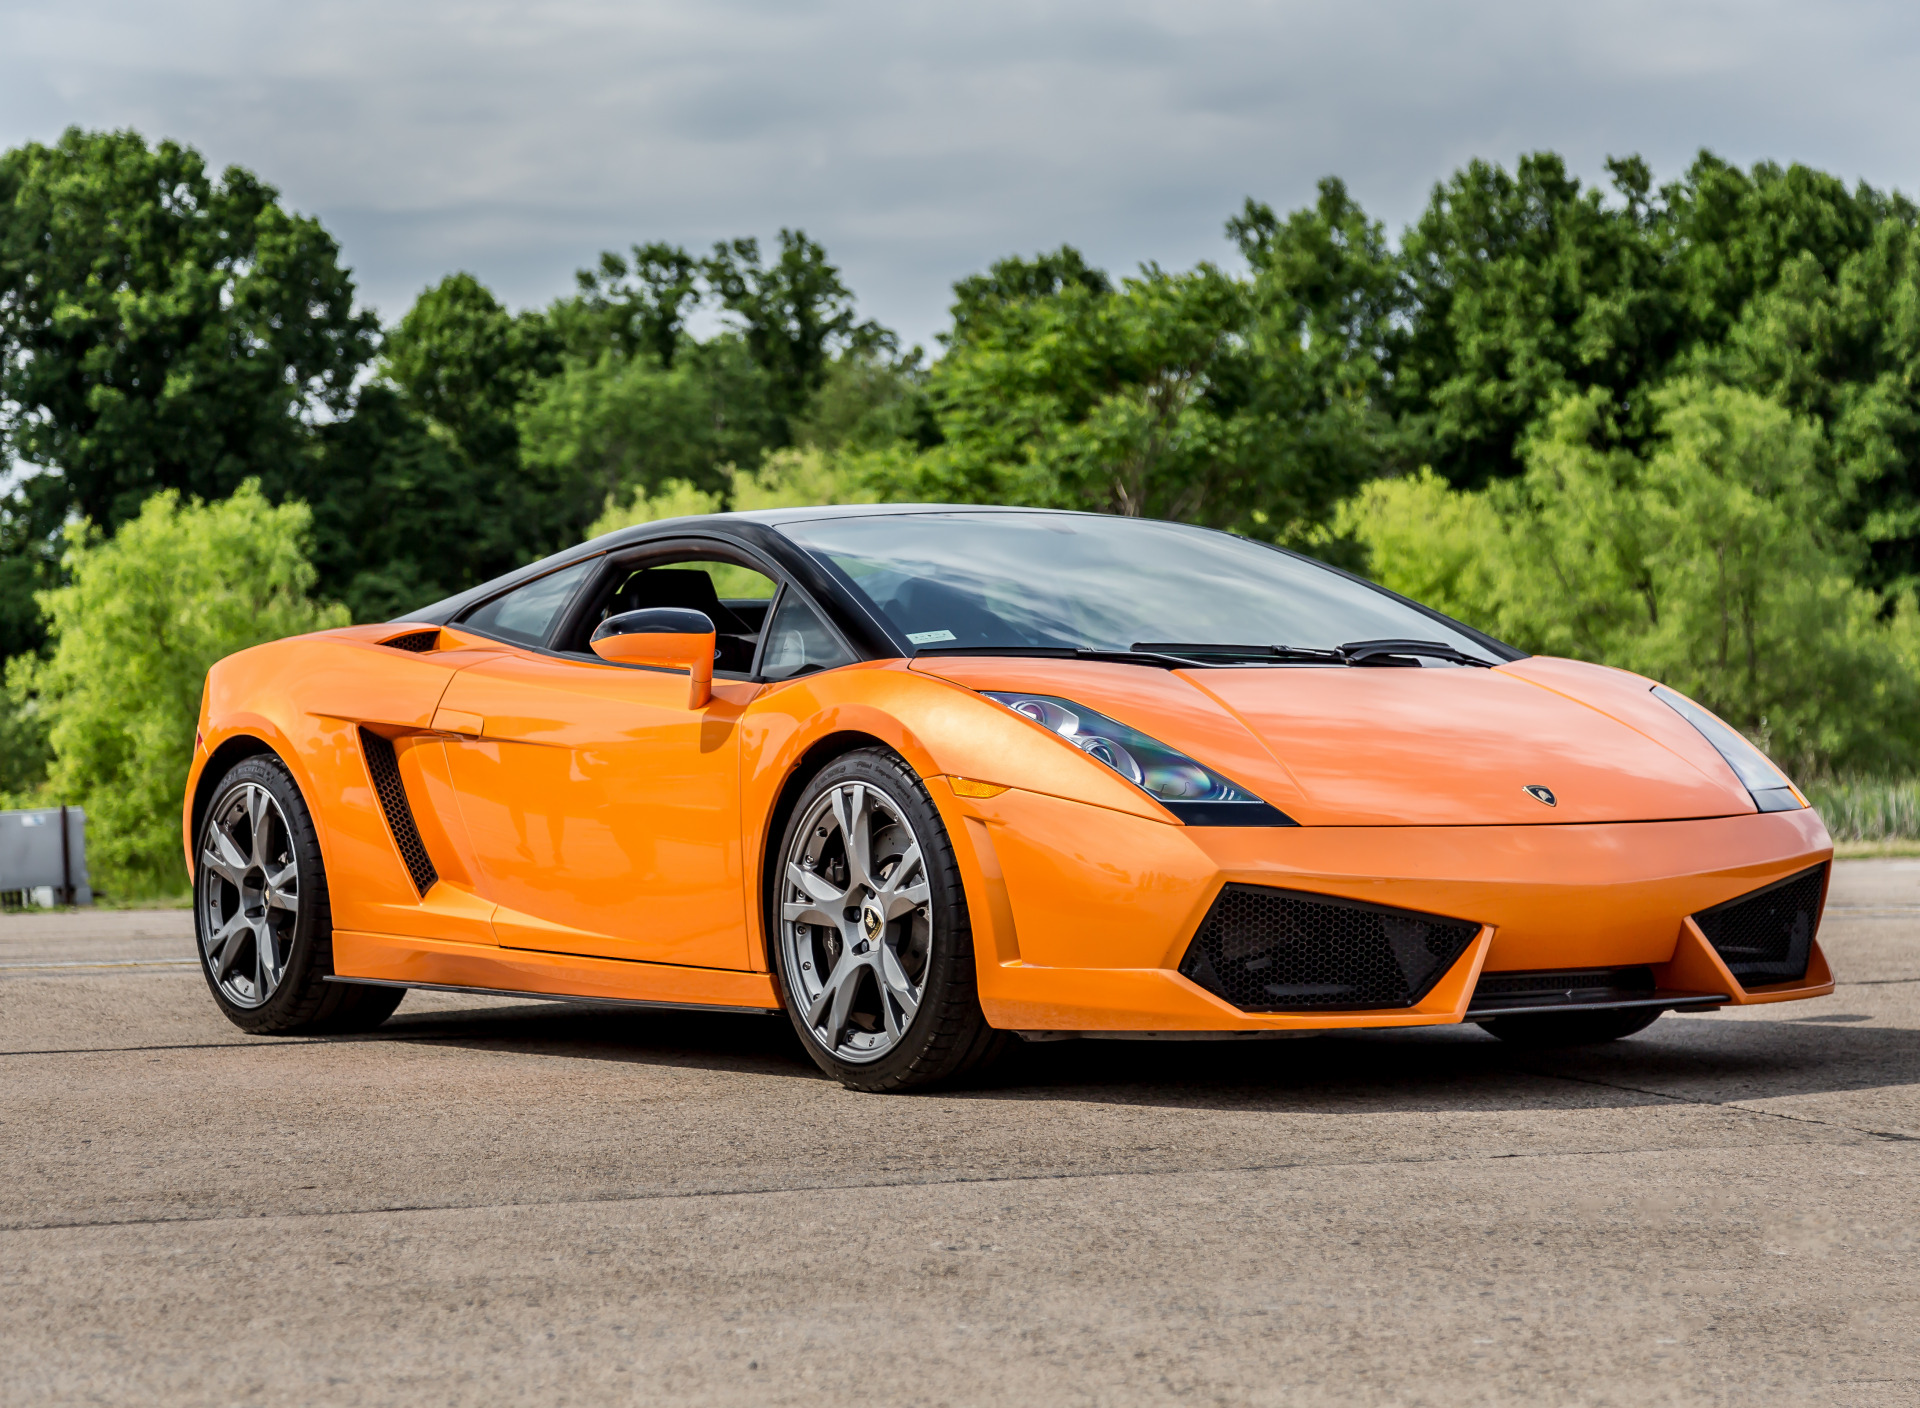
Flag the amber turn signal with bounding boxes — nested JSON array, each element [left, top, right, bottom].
[[949, 776, 1010, 799]]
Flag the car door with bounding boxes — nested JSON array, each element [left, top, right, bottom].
[[430, 552, 774, 969]]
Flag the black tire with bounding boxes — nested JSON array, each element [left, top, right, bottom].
[[1477, 1007, 1664, 1047], [194, 754, 405, 1035], [769, 747, 1007, 1092]]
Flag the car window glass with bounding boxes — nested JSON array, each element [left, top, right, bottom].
[[461, 559, 595, 647], [580, 558, 778, 674], [760, 589, 855, 681], [779, 512, 1501, 660]]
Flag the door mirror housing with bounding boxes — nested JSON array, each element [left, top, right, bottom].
[[590, 608, 716, 708]]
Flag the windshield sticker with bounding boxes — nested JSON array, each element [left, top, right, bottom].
[[907, 629, 957, 645]]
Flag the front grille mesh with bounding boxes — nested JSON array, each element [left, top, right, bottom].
[[359, 727, 438, 896], [1693, 864, 1825, 988], [1179, 885, 1482, 1011], [380, 629, 439, 652], [1473, 966, 1656, 1001]]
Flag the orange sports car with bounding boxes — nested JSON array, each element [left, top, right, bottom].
[[184, 507, 1834, 1091]]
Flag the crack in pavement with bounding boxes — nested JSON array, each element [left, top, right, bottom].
[[1527, 1066, 1920, 1145], [0, 1139, 1827, 1237]]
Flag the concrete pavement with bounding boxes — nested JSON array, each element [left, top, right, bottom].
[[1, 863, 1916, 1406]]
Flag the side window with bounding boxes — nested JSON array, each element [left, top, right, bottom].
[[460, 559, 595, 647], [759, 589, 856, 681], [577, 557, 778, 674]]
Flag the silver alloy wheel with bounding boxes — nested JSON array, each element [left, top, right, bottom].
[[197, 782, 300, 1009], [779, 781, 934, 1063]]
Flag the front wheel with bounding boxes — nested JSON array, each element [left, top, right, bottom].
[[770, 748, 1005, 1092], [195, 754, 404, 1035]]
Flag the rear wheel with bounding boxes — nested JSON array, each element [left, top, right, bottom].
[[195, 754, 404, 1035], [770, 748, 1005, 1092], [1477, 1007, 1663, 1047]]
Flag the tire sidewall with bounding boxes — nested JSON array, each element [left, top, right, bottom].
[[769, 748, 973, 1087], [195, 755, 332, 1030]]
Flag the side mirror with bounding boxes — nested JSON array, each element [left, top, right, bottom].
[[590, 608, 716, 708]]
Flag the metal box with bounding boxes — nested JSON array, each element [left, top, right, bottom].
[[0, 807, 93, 905]]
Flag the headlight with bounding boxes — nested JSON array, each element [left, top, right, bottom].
[[1651, 685, 1801, 813], [983, 692, 1295, 826]]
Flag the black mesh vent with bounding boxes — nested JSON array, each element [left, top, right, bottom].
[[1473, 966, 1655, 1001], [381, 630, 439, 653], [1179, 885, 1482, 1011], [1693, 863, 1825, 988], [359, 727, 438, 896]]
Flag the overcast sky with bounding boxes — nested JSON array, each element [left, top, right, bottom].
[[4, 0, 1916, 346]]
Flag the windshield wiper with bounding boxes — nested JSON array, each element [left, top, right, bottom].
[[913, 644, 1193, 669], [1338, 639, 1495, 667], [1134, 639, 1497, 667], [911, 640, 1495, 670], [1130, 642, 1346, 665]]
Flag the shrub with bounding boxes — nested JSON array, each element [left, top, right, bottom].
[[9, 482, 347, 896]]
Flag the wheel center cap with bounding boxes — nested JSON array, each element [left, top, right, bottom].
[[861, 903, 884, 942]]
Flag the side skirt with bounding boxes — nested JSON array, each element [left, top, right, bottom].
[[330, 929, 782, 1013], [322, 975, 776, 1017]]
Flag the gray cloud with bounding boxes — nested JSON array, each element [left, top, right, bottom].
[[3, 0, 1916, 345]]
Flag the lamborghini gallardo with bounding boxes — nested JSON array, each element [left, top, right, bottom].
[[185, 507, 1834, 1090]]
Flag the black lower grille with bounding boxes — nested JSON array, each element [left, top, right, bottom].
[[359, 727, 439, 896], [1693, 863, 1825, 987], [1466, 965, 1726, 1019], [1473, 966, 1656, 1003], [1179, 885, 1482, 1011]]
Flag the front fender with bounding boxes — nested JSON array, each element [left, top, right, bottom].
[[737, 661, 1178, 973]]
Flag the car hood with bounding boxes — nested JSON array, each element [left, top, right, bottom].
[[911, 654, 1758, 826]]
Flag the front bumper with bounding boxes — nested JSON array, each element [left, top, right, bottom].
[[936, 782, 1835, 1034]]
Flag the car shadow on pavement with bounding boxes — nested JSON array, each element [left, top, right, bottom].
[[352, 997, 1920, 1115], [972, 1018, 1920, 1116], [367, 999, 824, 1079]]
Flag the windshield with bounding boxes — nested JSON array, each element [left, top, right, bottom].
[[778, 511, 1505, 661]]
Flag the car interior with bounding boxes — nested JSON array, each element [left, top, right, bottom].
[[562, 558, 775, 674]]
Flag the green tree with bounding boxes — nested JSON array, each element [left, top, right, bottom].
[[381, 272, 561, 475], [704, 230, 888, 428], [302, 271, 588, 615], [8, 483, 347, 895], [557, 242, 703, 365], [790, 347, 940, 453], [517, 336, 781, 509], [1342, 384, 1920, 773], [947, 246, 1112, 339], [0, 128, 377, 536], [285, 384, 522, 623], [1391, 153, 1684, 489], [914, 227, 1390, 553]]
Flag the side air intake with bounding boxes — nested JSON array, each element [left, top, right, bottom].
[[1692, 863, 1826, 988], [358, 727, 439, 896], [380, 629, 439, 652], [1179, 885, 1482, 1011]]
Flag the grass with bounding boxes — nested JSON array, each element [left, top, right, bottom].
[[0, 889, 191, 915], [1803, 776, 1920, 848], [1832, 839, 1920, 858]]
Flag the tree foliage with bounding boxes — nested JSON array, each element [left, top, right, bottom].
[[909, 197, 1397, 559], [0, 128, 377, 539], [1342, 384, 1920, 772], [8, 483, 346, 894]]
